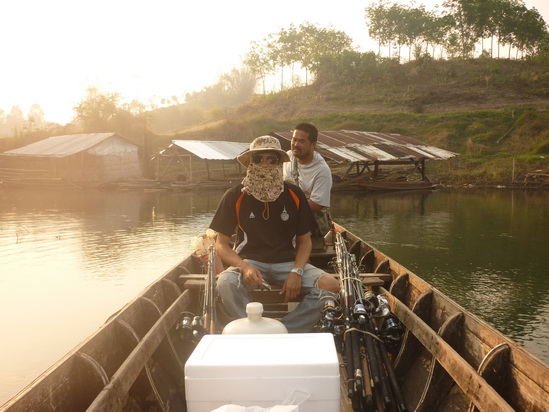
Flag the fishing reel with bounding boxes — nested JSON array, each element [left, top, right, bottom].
[[176, 313, 208, 344], [317, 298, 344, 332], [351, 301, 368, 326], [368, 293, 404, 352], [316, 298, 346, 351], [380, 315, 404, 353]]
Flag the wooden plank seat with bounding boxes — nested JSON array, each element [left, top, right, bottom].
[[179, 273, 392, 295], [179, 274, 303, 319], [360, 273, 393, 287], [179, 273, 391, 323], [179, 274, 302, 301]]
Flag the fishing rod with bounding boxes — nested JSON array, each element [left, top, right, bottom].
[[319, 231, 407, 412], [177, 243, 219, 343], [203, 244, 218, 334]]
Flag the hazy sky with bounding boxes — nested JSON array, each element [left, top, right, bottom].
[[1, 0, 548, 124]]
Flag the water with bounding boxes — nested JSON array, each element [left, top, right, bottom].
[[1, 187, 548, 405], [0, 188, 221, 405], [332, 189, 549, 359]]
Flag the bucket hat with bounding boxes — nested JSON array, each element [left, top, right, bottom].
[[237, 135, 290, 167]]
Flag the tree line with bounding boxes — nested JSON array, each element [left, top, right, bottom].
[[366, 0, 548, 61], [243, 22, 354, 93], [1, 0, 547, 142], [0, 104, 48, 138], [242, 0, 548, 88]]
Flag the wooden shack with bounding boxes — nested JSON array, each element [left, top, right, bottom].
[[272, 129, 459, 191], [0, 133, 142, 187]]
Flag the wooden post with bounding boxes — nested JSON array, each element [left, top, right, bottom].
[[205, 160, 210, 180]]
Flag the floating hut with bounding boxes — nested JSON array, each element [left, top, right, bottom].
[[155, 140, 248, 189], [0, 133, 142, 188], [271, 130, 459, 191]]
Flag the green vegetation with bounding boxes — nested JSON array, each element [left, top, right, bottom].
[[159, 55, 549, 187], [365, 0, 548, 60]]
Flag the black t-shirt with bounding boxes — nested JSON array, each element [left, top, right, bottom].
[[209, 182, 315, 263]]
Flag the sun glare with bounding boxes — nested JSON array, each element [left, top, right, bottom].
[[0, 0, 547, 125]]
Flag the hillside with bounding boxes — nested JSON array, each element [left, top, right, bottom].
[[153, 57, 549, 188]]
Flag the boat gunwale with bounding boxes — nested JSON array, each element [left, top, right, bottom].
[[0, 258, 190, 411], [337, 224, 549, 410]]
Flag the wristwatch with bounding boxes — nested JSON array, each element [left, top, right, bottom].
[[290, 267, 304, 277]]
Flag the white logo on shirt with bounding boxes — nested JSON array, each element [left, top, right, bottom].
[[249, 212, 255, 218]]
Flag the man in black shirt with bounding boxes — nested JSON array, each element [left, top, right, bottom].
[[210, 135, 339, 332]]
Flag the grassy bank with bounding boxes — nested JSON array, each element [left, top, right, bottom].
[[157, 107, 548, 187], [139, 58, 548, 187]]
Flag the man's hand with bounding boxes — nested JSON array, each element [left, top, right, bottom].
[[281, 272, 302, 302], [240, 261, 265, 287], [215, 234, 265, 287]]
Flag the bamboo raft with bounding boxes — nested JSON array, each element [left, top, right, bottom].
[[1, 224, 548, 412]]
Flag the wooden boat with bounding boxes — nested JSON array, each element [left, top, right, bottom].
[[2, 223, 548, 412]]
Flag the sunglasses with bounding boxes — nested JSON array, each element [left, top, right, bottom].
[[251, 154, 280, 165]]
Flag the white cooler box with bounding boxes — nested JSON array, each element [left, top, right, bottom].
[[184, 333, 340, 412]]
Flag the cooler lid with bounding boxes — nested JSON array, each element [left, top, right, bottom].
[[185, 333, 339, 378]]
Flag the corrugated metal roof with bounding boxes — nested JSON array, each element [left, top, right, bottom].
[[169, 140, 249, 160], [1, 133, 129, 158], [272, 130, 459, 163]]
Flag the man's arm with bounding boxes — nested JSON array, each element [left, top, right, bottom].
[[308, 163, 332, 210], [215, 233, 264, 286], [307, 198, 323, 212], [281, 232, 312, 301]]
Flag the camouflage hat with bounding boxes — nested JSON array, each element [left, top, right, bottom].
[[237, 135, 290, 167]]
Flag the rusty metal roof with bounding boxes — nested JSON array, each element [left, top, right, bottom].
[[1, 133, 133, 158], [272, 130, 458, 163], [167, 140, 249, 160]]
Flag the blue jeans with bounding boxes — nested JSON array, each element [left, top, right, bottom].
[[217, 260, 337, 333]]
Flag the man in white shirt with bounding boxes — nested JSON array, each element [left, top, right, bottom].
[[283, 123, 333, 238]]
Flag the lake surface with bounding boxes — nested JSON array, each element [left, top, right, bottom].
[[1, 187, 548, 405]]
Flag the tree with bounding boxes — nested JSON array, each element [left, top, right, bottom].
[[400, 5, 431, 60], [27, 104, 45, 130], [73, 87, 121, 132], [424, 12, 453, 59], [277, 24, 303, 87], [511, 5, 547, 57], [298, 22, 354, 76], [244, 39, 274, 94], [72, 87, 149, 139], [244, 23, 353, 92], [219, 67, 257, 105], [442, 0, 479, 57], [366, 1, 394, 56], [5, 105, 25, 136]]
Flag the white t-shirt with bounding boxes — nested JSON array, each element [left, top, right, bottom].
[[283, 151, 332, 208]]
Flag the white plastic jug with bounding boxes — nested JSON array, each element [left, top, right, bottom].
[[222, 302, 288, 334]]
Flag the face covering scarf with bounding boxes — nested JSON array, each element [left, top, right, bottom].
[[241, 163, 284, 219]]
